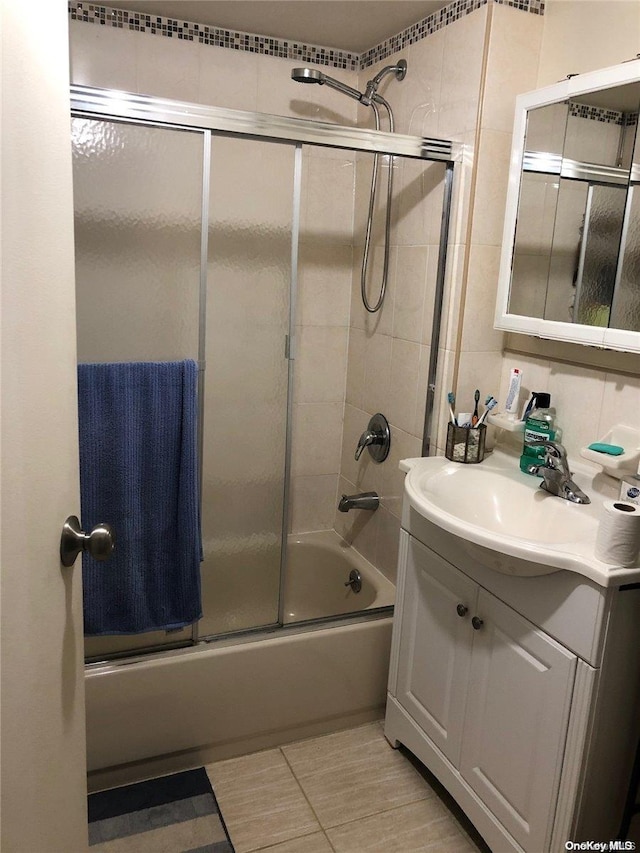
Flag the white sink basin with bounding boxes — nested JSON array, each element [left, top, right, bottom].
[[402, 448, 639, 586]]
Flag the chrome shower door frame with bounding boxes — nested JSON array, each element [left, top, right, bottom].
[[71, 86, 457, 655]]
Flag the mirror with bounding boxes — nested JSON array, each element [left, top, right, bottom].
[[495, 60, 640, 352]]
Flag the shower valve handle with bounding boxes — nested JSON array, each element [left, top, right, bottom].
[[60, 515, 115, 567]]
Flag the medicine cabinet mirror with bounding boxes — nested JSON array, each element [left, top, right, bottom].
[[495, 59, 640, 352]]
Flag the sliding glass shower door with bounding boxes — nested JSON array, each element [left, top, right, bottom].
[[198, 136, 296, 638], [73, 117, 206, 659], [72, 115, 297, 659]]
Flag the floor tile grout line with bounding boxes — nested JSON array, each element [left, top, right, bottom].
[[244, 826, 334, 853], [278, 746, 338, 852], [278, 737, 441, 840]]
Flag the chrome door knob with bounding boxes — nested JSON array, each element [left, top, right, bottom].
[[60, 515, 115, 567]]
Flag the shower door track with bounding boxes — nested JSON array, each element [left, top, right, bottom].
[[70, 85, 455, 162]]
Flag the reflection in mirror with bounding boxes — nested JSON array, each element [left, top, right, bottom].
[[611, 108, 640, 331], [508, 81, 640, 331]]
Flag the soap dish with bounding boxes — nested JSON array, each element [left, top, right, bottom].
[[579, 424, 640, 478], [487, 412, 525, 433]]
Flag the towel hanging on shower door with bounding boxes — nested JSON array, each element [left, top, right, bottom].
[[77, 360, 202, 635]]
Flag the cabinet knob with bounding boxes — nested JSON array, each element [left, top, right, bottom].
[[456, 603, 468, 618], [471, 616, 484, 631]]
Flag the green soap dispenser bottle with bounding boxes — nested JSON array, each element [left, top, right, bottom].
[[519, 392, 557, 475]]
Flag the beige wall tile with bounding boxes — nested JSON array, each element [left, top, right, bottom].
[[461, 244, 506, 354], [297, 243, 352, 328], [402, 29, 445, 138], [206, 749, 320, 853], [345, 327, 366, 410], [387, 338, 421, 435], [282, 722, 434, 829], [470, 129, 512, 248], [392, 246, 429, 343], [292, 403, 343, 477], [136, 31, 200, 102], [482, 5, 543, 134], [198, 43, 259, 111], [300, 155, 355, 246], [599, 373, 640, 439], [362, 332, 393, 416], [381, 427, 422, 518], [294, 326, 348, 405], [438, 6, 487, 138], [290, 475, 339, 534], [69, 21, 138, 91], [537, 0, 640, 87]]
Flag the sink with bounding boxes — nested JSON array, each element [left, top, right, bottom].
[[402, 448, 639, 586]]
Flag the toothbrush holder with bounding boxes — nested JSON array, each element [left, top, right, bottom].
[[446, 423, 487, 464]]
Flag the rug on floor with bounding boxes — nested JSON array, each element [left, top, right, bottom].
[[88, 767, 235, 852]]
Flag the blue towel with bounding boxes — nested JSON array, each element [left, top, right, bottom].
[[78, 360, 202, 635]]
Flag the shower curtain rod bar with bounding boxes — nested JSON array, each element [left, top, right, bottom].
[[70, 85, 456, 163]]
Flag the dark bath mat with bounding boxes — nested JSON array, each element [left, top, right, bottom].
[[88, 767, 235, 852]]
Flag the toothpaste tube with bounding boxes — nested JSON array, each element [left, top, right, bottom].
[[504, 367, 522, 417]]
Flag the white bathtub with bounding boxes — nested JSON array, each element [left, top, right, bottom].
[[85, 530, 395, 791]]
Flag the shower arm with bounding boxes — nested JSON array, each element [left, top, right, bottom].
[[360, 96, 396, 313]]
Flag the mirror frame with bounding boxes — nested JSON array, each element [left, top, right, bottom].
[[495, 58, 640, 353]]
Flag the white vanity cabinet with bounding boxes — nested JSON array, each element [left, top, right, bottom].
[[385, 505, 640, 853]]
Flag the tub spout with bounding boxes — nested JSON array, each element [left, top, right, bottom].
[[338, 492, 379, 512]]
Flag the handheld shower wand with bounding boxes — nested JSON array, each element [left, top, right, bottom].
[[291, 60, 408, 313]]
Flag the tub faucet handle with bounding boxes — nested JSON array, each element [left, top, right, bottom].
[[354, 413, 390, 463]]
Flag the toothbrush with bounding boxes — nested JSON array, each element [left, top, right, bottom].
[[471, 389, 480, 426], [447, 392, 457, 426], [476, 398, 497, 427]]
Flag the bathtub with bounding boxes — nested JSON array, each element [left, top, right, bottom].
[[85, 530, 395, 791]]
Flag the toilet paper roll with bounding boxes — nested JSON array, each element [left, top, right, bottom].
[[594, 500, 640, 567]]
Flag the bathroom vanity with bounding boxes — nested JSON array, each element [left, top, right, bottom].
[[385, 451, 640, 853]]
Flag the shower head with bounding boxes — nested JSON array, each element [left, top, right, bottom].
[[291, 67, 326, 84], [291, 67, 365, 103]]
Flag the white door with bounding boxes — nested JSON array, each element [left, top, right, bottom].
[[460, 588, 577, 853], [396, 537, 477, 766], [1, 1, 89, 850]]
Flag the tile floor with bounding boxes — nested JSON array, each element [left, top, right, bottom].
[[205, 721, 489, 853]]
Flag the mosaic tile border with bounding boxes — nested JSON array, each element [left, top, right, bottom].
[[68, 0, 543, 73], [68, 2, 359, 70], [569, 101, 639, 126]]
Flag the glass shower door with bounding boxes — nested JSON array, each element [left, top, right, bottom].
[[72, 116, 206, 659], [197, 136, 297, 638]]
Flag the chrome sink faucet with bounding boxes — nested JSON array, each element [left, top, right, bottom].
[[526, 439, 591, 504]]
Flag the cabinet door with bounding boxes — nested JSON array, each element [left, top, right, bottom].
[[461, 588, 576, 852], [396, 537, 477, 767]]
